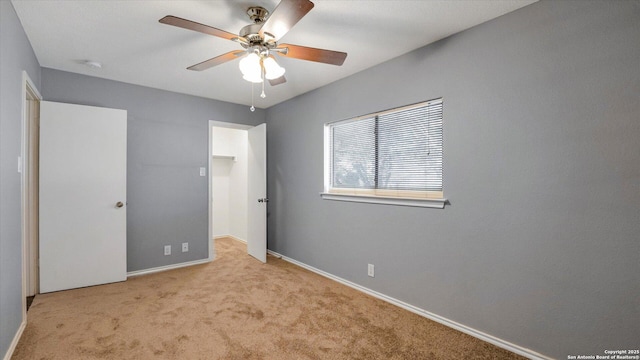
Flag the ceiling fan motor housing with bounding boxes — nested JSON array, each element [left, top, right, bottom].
[[239, 23, 265, 45]]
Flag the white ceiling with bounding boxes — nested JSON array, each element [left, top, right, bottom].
[[12, 0, 536, 109]]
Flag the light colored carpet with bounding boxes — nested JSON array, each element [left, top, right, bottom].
[[13, 238, 524, 359]]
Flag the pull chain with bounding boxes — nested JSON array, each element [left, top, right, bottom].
[[260, 66, 266, 99], [250, 82, 255, 112]]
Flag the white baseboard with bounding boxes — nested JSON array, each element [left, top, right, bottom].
[[266, 249, 551, 360], [3, 320, 26, 360], [127, 258, 211, 278], [214, 235, 246, 244]]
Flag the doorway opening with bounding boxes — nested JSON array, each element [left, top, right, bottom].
[[211, 125, 249, 244], [21, 71, 42, 316], [208, 120, 267, 263]]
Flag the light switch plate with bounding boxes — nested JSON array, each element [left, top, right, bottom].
[[199, 167, 206, 176]]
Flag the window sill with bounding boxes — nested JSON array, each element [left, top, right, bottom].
[[320, 192, 447, 209]]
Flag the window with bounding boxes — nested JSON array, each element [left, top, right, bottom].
[[322, 99, 445, 208]]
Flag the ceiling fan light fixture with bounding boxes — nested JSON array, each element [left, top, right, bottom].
[[263, 56, 285, 80], [239, 52, 263, 82]]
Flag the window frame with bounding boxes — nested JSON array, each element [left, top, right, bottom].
[[321, 99, 447, 209]]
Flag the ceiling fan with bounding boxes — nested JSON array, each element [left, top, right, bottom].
[[159, 0, 347, 89]]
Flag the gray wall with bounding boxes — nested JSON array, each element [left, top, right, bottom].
[[0, 1, 42, 357], [265, 1, 640, 358], [41, 68, 265, 271]]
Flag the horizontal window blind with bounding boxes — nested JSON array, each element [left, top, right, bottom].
[[330, 99, 443, 193], [331, 117, 376, 188]]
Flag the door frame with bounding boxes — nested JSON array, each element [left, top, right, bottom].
[[208, 120, 254, 261], [21, 70, 42, 317]]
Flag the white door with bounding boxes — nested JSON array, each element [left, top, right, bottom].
[[39, 101, 127, 293], [247, 123, 267, 263]]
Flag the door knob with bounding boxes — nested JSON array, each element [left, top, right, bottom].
[[116, 201, 124, 208], [257, 198, 269, 203]]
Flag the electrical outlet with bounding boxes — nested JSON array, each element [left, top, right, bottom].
[[164, 245, 171, 256], [368, 264, 375, 277], [182, 242, 188, 252]]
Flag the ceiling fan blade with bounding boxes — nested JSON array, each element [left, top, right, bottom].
[[269, 76, 287, 86], [277, 44, 347, 66], [160, 15, 237, 41], [259, 0, 314, 41], [187, 51, 245, 71]]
